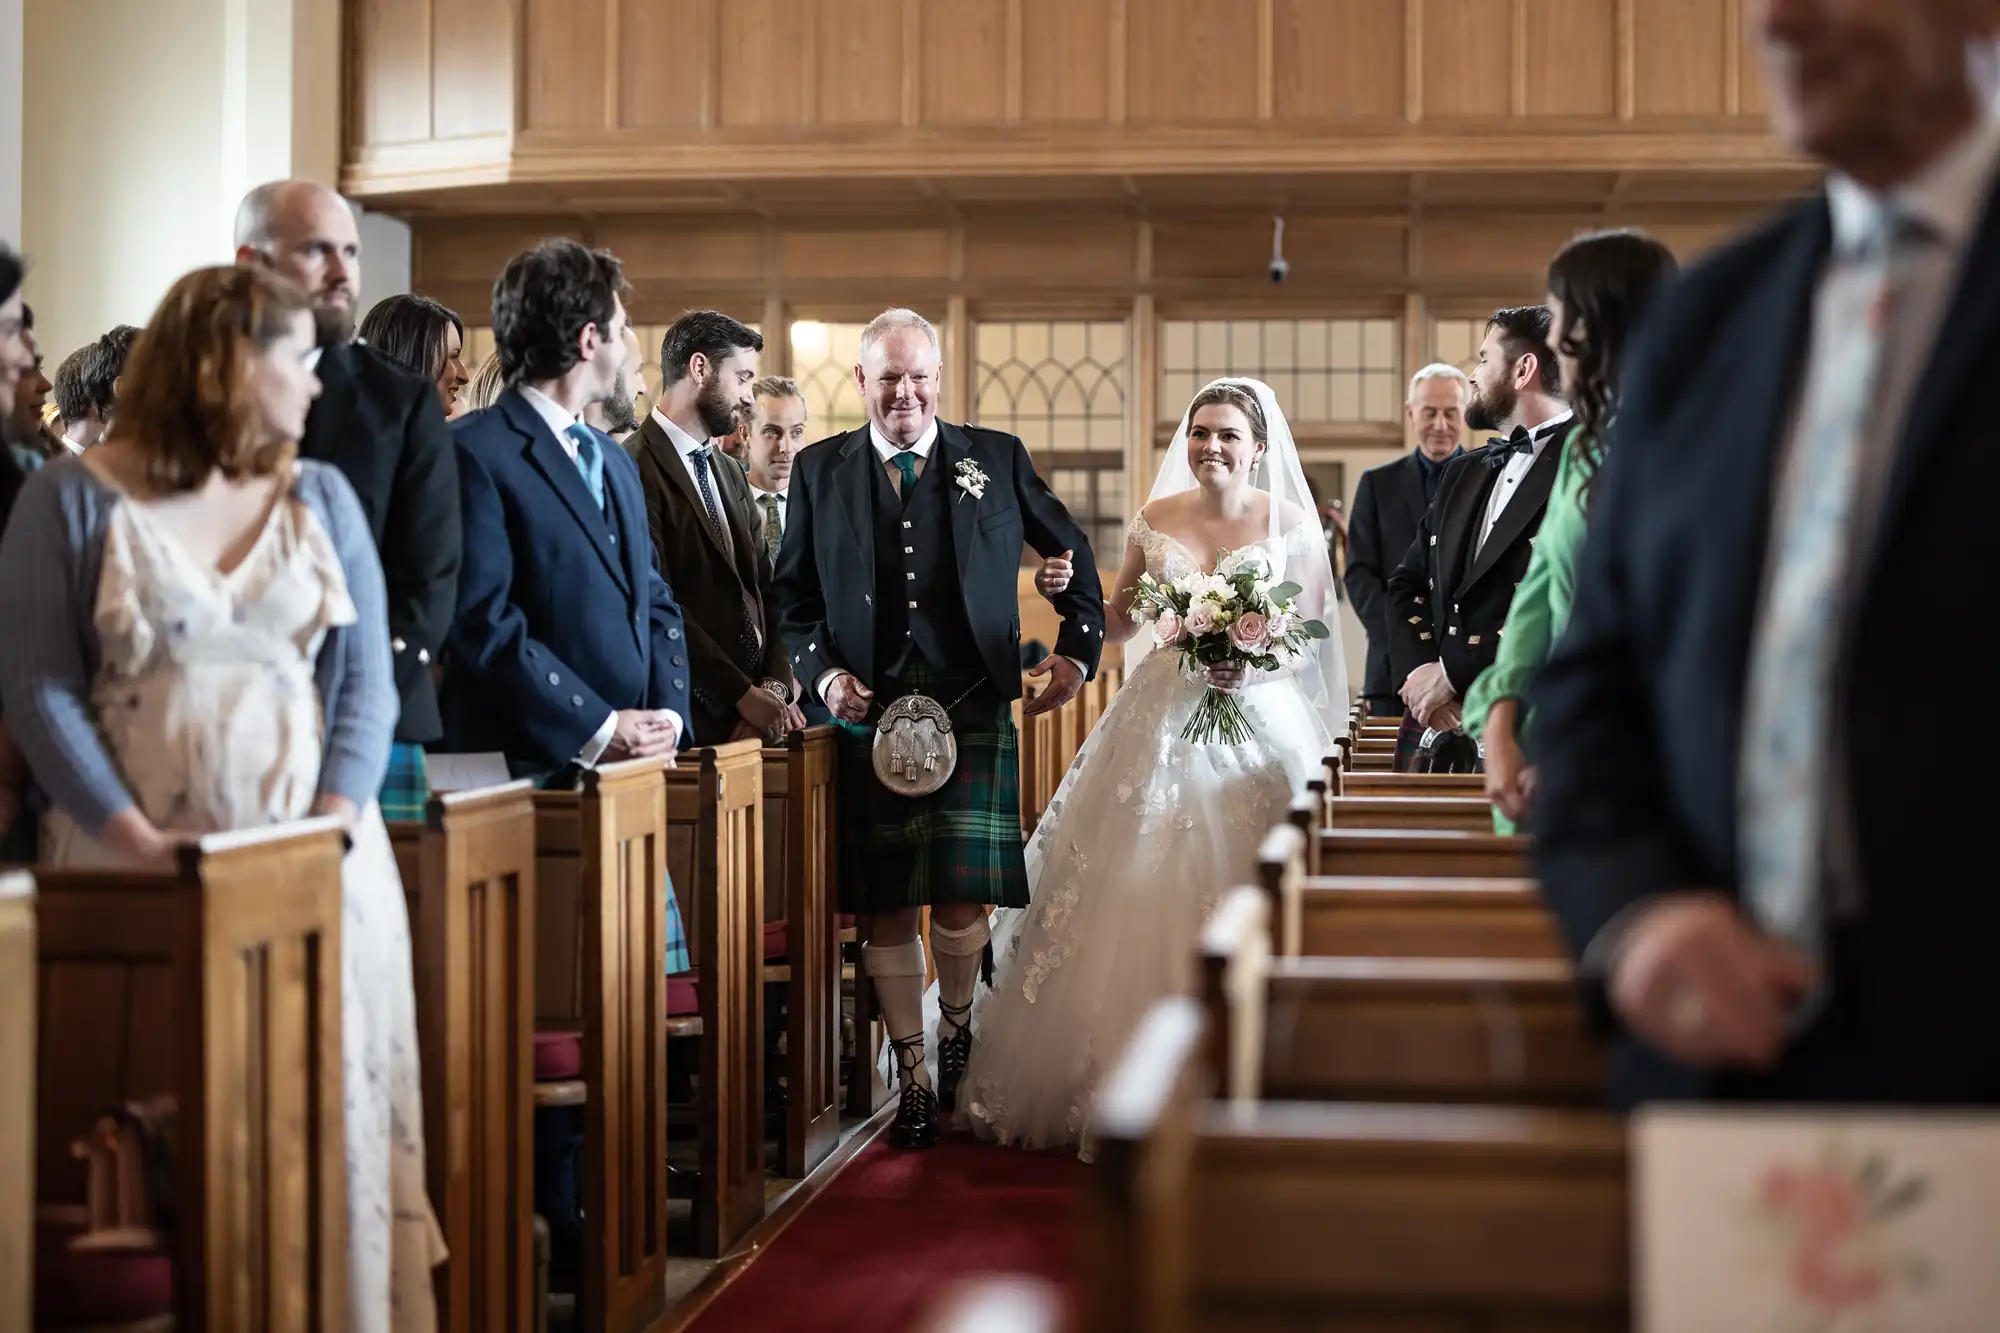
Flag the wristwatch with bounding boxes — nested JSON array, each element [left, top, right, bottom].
[[760, 677, 792, 703]]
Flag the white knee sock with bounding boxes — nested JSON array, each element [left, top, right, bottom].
[[929, 916, 990, 1033], [863, 939, 931, 1089]]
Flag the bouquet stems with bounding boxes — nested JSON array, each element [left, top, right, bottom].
[[1181, 685, 1255, 745]]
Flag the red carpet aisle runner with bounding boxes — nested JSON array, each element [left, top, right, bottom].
[[687, 1138, 1088, 1333]]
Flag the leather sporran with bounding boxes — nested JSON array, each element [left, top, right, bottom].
[[871, 694, 958, 797]]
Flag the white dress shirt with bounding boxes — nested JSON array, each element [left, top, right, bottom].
[[520, 385, 684, 764], [59, 432, 87, 457], [1475, 408, 1573, 556], [652, 407, 736, 556]]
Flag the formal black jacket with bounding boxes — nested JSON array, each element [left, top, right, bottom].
[[1345, 451, 1435, 699], [1385, 424, 1569, 698], [1533, 182, 2000, 1107], [300, 342, 459, 745], [627, 414, 789, 742], [774, 422, 1105, 703]]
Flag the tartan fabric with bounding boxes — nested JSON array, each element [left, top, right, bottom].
[[379, 743, 431, 821], [664, 870, 692, 975], [833, 661, 1028, 914]]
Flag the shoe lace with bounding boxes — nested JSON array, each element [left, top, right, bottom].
[[938, 999, 973, 1083]]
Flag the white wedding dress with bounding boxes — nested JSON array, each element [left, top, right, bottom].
[[959, 510, 1332, 1160]]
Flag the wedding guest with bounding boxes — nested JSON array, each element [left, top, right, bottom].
[[1462, 230, 1678, 832], [237, 181, 460, 821], [584, 322, 647, 440], [464, 349, 505, 413], [628, 310, 799, 744], [6, 304, 58, 463], [0, 264, 445, 1328], [1534, 0, 2000, 1105], [358, 293, 470, 418], [52, 324, 140, 454], [1345, 363, 1468, 718]]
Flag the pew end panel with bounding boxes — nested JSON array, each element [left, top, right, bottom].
[[0, 873, 33, 1333], [764, 728, 842, 1179]]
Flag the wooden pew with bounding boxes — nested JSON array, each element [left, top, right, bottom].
[[664, 739, 766, 1258], [1318, 828, 1530, 880], [1091, 999, 1628, 1333], [760, 727, 842, 1178], [1323, 795, 1495, 832], [389, 783, 538, 1333], [1202, 886, 1602, 1108], [533, 759, 672, 1333], [35, 823, 348, 1332], [1258, 824, 1562, 961], [1335, 770, 1485, 799], [0, 873, 31, 1332]]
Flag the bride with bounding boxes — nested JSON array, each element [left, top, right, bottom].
[[958, 377, 1345, 1159]]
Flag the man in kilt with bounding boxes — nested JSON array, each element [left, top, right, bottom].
[[773, 308, 1104, 1148]]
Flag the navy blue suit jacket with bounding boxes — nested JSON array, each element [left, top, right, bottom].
[[441, 387, 693, 771]]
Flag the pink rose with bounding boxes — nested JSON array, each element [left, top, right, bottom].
[[1229, 610, 1270, 652], [1154, 608, 1183, 646], [1185, 604, 1218, 638]]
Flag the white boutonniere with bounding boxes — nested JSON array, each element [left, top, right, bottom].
[[954, 458, 988, 503]]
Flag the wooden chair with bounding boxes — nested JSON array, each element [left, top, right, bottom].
[[389, 782, 538, 1333], [34, 823, 348, 1332], [664, 739, 766, 1257], [0, 873, 33, 1332], [533, 759, 672, 1333], [1090, 999, 1628, 1333], [759, 727, 843, 1178]]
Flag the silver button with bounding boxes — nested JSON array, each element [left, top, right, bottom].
[[907, 572, 916, 580], [609, 532, 618, 544], [417, 648, 431, 665], [571, 694, 584, 706], [904, 546, 914, 554], [902, 521, 912, 529], [391, 636, 408, 653], [547, 672, 561, 685], [907, 600, 917, 609]]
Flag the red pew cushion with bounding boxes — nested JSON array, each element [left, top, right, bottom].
[[764, 921, 787, 959], [667, 975, 699, 1017], [36, 1226, 173, 1325], [533, 1030, 583, 1082]]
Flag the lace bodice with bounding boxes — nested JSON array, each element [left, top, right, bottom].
[[1126, 509, 1324, 584]]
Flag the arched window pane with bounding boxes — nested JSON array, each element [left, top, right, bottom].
[[1158, 317, 1403, 425]]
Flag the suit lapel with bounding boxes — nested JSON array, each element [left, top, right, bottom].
[[1461, 429, 1567, 593], [714, 455, 766, 593], [301, 344, 358, 464], [935, 423, 978, 585], [641, 416, 734, 564], [1435, 457, 1491, 602], [1396, 451, 1431, 532], [831, 428, 878, 586], [503, 389, 630, 594]]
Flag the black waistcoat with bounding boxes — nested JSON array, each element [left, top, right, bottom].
[[871, 453, 980, 680]]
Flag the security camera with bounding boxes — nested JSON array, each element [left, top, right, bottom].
[[1269, 257, 1291, 284], [1269, 215, 1289, 284]]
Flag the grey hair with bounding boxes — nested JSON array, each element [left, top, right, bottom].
[[752, 375, 806, 411], [1406, 361, 1470, 405], [859, 308, 940, 360], [233, 180, 347, 252]]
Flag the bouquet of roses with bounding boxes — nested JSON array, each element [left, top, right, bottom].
[[1126, 544, 1331, 744]]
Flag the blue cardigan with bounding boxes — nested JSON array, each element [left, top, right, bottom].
[[0, 456, 396, 835]]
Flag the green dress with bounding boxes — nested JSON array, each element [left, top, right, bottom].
[[1463, 439, 1590, 835]]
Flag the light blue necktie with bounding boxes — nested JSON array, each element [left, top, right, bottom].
[[566, 422, 605, 511], [1739, 208, 1917, 987]]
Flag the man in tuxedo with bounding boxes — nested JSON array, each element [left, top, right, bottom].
[[442, 239, 691, 779], [629, 309, 804, 745], [1533, 0, 2000, 1107], [742, 376, 831, 725], [236, 181, 460, 819], [774, 308, 1104, 1149], [1345, 363, 1469, 718], [1386, 308, 1571, 769]]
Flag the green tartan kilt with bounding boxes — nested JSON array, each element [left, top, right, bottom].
[[378, 743, 432, 822], [833, 670, 1028, 915]]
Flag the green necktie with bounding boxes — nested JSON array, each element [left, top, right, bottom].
[[761, 492, 782, 561], [893, 449, 919, 506]]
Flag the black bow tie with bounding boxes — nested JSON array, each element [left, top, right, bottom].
[[1485, 426, 1538, 468]]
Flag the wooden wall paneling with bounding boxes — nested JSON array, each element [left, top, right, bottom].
[[617, 0, 711, 130], [718, 0, 811, 126], [1733, 0, 1768, 115], [1420, 0, 1512, 119], [597, 221, 766, 288], [525, 0, 611, 130], [1523, 0, 1615, 118], [961, 218, 1140, 289], [1150, 217, 1410, 290], [1416, 216, 1587, 293], [920, 0, 1011, 123], [1633, 0, 1730, 117], [814, 0, 905, 125], [1125, 0, 1261, 123], [776, 228, 953, 283], [349, 0, 433, 147], [1273, 0, 1405, 121], [432, 0, 515, 138], [1019, 0, 1114, 121]]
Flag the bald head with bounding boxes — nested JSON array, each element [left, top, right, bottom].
[[234, 180, 362, 345]]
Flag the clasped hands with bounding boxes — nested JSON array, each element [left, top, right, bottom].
[[607, 708, 682, 764], [1399, 660, 1461, 732], [1607, 892, 1814, 1071], [730, 683, 807, 745]]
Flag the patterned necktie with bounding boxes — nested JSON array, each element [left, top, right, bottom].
[[688, 445, 730, 547], [892, 449, 920, 507], [1739, 208, 1918, 988], [761, 492, 782, 561], [566, 423, 605, 511]]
